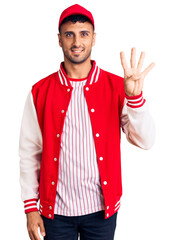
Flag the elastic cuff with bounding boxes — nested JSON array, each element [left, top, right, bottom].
[[24, 198, 39, 214], [125, 91, 146, 108]]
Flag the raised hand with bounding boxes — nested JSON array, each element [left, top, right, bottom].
[[120, 47, 155, 96]]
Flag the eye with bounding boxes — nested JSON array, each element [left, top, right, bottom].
[[81, 32, 89, 37], [65, 33, 73, 37]]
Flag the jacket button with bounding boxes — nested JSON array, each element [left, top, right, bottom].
[[103, 181, 107, 185], [54, 158, 57, 161], [49, 206, 52, 210], [107, 213, 109, 218], [48, 214, 52, 218], [99, 157, 103, 161], [91, 108, 95, 112], [67, 88, 70, 92], [96, 133, 99, 137], [51, 181, 55, 185], [61, 110, 64, 113], [85, 87, 89, 91], [107, 206, 109, 209], [57, 134, 60, 137]]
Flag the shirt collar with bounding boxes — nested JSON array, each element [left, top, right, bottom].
[[57, 60, 100, 88]]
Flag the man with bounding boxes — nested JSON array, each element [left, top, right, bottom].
[[19, 4, 155, 240]]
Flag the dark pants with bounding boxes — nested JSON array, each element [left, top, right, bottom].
[[41, 210, 118, 240]]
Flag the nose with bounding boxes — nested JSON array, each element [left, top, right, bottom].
[[73, 35, 81, 47]]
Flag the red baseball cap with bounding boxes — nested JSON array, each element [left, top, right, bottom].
[[58, 4, 95, 31]]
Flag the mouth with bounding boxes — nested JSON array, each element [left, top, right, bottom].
[[71, 49, 83, 54]]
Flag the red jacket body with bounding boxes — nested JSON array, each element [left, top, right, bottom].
[[31, 62, 125, 219]]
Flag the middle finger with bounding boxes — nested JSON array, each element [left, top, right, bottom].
[[131, 47, 136, 69]]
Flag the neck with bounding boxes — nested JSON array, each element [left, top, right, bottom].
[[63, 57, 92, 79]]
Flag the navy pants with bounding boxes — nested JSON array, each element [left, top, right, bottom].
[[41, 210, 118, 240]]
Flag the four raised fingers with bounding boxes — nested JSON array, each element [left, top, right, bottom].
[[120, 47, 155, 75]]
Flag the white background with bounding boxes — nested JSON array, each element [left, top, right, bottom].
[[0, 0, 173, 239]]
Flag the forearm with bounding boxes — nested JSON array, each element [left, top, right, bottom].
[[19, 91, 42, 213], [121, 92, 155, 149]]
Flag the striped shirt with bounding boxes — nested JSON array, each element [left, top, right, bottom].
[[54, 64, 105, 216]]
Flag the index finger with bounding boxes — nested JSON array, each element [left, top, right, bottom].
[[142, 62, 155, 77], [120, 51, 129, 72]]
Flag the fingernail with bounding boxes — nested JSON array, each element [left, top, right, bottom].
[[42, 232, 46, 236]]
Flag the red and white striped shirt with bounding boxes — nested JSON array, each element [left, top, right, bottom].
[[55, 64, 105, 216], [54, 77, 105, 216]]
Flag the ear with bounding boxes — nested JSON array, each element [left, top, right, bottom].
[[58, 33, 62, 47], [92, 32, 96, 47]]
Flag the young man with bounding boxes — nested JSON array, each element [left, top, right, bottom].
[[19, 4, 155, 240]]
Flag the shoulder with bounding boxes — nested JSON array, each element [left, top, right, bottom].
[[31, 71, 58, 103], [32, 71, 58, 91], [100, 67, 124, 88]]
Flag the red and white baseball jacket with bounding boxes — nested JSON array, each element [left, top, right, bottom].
[[19, 60, 155, 220]]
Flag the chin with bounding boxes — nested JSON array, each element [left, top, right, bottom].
[[68, 56, 90, 64], [64, 50, 91, 64]]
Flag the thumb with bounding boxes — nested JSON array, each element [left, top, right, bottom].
[[39, 220, 46, 237]]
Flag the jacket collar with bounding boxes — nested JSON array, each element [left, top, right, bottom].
[[58, 60, 100, 88]]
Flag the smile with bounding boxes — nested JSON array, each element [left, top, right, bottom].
[[71, 49, 83, 53]]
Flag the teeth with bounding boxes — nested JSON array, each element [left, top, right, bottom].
[[72, 50, 82, 53]]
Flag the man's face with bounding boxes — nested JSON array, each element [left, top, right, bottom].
[[58, 21, 96, 64]]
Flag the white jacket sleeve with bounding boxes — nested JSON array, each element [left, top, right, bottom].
[[120, 92, 155, 149], [19, 90, 42, 213]]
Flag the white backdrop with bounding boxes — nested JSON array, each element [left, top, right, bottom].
[[0, 0, 173, 239]]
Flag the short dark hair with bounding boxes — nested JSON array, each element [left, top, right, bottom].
[[59, 14, 94, 34]]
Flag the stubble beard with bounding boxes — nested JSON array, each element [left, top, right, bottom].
[[63, 48, 92, 64]]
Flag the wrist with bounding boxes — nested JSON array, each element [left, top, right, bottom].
[[125, 91, 142, 98], [125, 91, 145, 108], [24, 198, 39, 214]]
